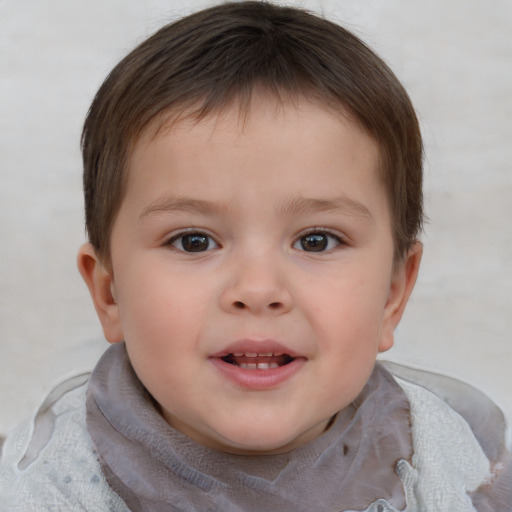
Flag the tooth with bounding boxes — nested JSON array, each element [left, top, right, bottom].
[[273, 352, 283, 357], [269, 363, 279, 369], [233, 352, 244, 357], [257, 363, 270, 369], [245, 353, 257, 357], [259, 352, 273, 357], [240, 363, 257, 369]]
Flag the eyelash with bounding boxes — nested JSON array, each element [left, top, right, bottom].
[[293, 228, 346, 253], [166, 229, 220, 253], [165, 228, 347, 254]]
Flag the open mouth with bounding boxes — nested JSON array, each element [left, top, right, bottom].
[[211, 344, 304, 388], [221, 352, 295, 370]]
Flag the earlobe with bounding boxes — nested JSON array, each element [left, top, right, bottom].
[[77, 243, 124, 343], [378, 242, 423, 353]]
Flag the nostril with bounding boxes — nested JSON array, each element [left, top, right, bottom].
[[230, 300, 286, 312]]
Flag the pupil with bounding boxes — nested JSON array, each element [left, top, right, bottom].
[[183, 234, 208, 252], [301, 233, 327, 252]]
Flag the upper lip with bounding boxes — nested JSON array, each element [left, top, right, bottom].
[[210, 339, 303, 359]]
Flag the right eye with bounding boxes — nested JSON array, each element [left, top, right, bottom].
[[167, 232, 219, 253]]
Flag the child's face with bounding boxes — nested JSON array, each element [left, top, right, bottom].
[[81, 96, 420, 455]]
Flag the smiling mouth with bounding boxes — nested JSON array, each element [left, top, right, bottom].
[[221, 352, 295, 370]]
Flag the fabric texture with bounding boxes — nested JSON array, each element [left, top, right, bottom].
[[86, 343, 412, 512], [0, 375, 127, 512], [0, 343, 510, 511]]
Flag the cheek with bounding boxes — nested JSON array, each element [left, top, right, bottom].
[[115, 268, 211, 398], [302, 270, 389, 348], [114, 261, 211, 351]]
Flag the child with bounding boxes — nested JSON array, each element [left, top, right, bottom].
[[1, 2, 510, 510]]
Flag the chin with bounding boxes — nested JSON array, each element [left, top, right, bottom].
[[218, 438, 295, 456], [213, 424, 317, 456]]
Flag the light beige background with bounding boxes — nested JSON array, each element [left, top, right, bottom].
[[1, 0, 511, 436]]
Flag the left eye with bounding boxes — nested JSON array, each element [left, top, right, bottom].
[[293, 231, 343, 252], [168, 232, 219, 253]]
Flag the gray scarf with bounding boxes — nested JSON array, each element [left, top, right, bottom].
[[86, 343, 412, 512]]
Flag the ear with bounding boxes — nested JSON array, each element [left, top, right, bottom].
[[378, 242, 423, 353], [77, 243, 124, 343]]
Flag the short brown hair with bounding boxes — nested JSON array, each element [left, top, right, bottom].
[[82, 1, 423, 262]]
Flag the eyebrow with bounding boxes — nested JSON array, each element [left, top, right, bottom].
[[278, 196, 375, 223], [139, 197, 226, 219], [140, 195, 374, 222]]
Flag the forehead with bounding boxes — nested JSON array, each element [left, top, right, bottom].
[[122, 96, 386, 215], [135, 91, 381, 158]]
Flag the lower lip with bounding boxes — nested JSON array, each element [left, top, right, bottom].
[[210, 357, 306, 390]]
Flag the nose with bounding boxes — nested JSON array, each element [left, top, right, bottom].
[[219, 252, 293, 315]]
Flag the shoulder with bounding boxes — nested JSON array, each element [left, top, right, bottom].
[[380, 361, 512, 511], [0, 374, 128, 512], [381, 361, 508, 461]]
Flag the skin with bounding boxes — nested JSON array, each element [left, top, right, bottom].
[[78, 96, 421, 455]]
